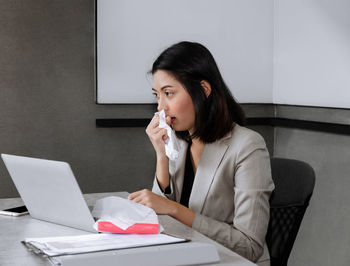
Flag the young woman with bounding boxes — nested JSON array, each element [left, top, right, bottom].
[[129, 41, 274, 266]]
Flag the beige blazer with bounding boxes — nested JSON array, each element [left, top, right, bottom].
[[152, 124, 274, 266]]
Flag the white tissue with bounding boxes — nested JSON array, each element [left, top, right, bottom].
[[91, 196, 159, 230], [155, 109, 180, 160]]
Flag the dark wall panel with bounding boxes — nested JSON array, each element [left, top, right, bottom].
[[274, 128, 350, 266], [0, 0, 157, 198], [274, 105, 350, 266]]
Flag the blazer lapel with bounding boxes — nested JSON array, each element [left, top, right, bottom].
[[189, 138, 230, 213]]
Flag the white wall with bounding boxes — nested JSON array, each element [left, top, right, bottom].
[[98, 0, 350, 108], [273, 0, 350, 108], [97, 0, 274, 104]]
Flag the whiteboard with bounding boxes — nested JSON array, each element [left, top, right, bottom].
[[273, 0, 350, 109], [96, 0, 273, 104]]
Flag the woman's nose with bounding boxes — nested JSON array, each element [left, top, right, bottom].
[[157, 97, 167, 111]]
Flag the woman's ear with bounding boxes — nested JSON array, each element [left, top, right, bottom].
[[200, 80, 212, 98]]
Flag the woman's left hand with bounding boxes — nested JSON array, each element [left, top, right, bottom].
[[128, 189, 174, 215]]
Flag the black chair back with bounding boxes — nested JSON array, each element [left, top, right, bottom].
[[266, 157, 315, 266]]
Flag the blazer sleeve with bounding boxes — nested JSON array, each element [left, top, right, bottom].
[[152, 174, 176, 201], [191, 133, 274, 262]]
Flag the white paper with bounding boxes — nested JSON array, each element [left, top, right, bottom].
[[155, 109, 180, 160], [91, 196, 159, 230], [23, 233, 186, 256]]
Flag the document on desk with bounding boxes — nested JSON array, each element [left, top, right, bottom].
[[22, 233, 188, 257]]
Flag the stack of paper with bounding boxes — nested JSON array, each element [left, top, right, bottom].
[[22, 233, 187, 257]]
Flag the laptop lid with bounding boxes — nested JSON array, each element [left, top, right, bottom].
[[1, 154, 96, 233]]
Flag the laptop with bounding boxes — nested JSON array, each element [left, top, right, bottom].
[[1, 153, 221, 265], [1, 153, 101, 233]]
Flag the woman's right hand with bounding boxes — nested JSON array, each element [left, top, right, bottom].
[[146, 114, 171, 158]]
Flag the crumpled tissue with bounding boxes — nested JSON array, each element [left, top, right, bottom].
[[92, 196, 162, 234], [155, 109, 180, 160]]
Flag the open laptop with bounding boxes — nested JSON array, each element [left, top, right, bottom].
[[1, 153, 221, 265], [1, 153, 100, 233]]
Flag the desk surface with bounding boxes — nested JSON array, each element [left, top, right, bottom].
[[0, 192, 255, 266]]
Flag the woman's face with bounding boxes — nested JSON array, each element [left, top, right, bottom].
[[152, 70, 196, 133]]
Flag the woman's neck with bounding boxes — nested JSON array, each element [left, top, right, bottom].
[[191, 137, 203, 147], [189, 138, 205, 173]]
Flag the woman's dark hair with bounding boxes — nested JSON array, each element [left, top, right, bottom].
[[151, 41, 245, 143]]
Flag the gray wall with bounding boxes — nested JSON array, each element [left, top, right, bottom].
[[0, 0, 157, 197], [274, 106, 350, 266]]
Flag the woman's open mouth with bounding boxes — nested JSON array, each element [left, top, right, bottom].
[[171, 117, 176, 123]]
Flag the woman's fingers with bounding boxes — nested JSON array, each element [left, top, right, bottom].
[[147, 127, 168, 143], [128, 190, 153, 208], [146, 115, 160, 135], [128, 191, 138, 201], [128, 189, 173, 215], [150, 114, 159, 128], [128, 189, 149, 201], [156, 128, 168, 139], [165, 115, 171, 125], [146, 114, 168, 156]]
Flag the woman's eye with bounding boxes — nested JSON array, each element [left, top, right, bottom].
[[165, 91, 174, 96], [152, 92, 158, 99]]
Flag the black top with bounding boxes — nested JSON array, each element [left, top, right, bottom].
[[179, 141, 195, 208], [160, 141, 195, 208]]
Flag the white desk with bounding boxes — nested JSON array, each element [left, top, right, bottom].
[[0, 192, 255, 266]]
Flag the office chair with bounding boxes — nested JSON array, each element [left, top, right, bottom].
[[266, 157, 315, 266]]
